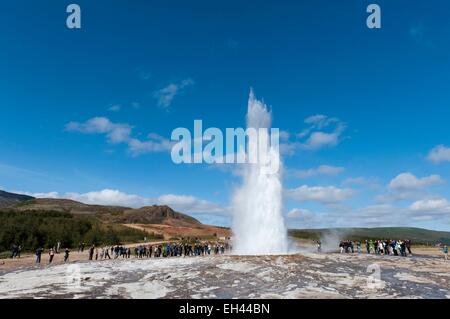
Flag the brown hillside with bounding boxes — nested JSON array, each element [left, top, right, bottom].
[[9, 197, 202, 227], [13, 198, 128, 215]]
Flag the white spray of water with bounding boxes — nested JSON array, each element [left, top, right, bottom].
[[232, 91, 288, 255]]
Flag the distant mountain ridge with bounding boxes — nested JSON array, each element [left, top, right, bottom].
[[0, 191, 202, 227], [0, 190, 34, 208]]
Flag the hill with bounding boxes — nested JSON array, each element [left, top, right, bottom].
[[113, 205, 201, 227], [2, 193, 202, 227], [13, 198, 128, 216], [0, 190, 34, 208], [289, 227, 450, 245]]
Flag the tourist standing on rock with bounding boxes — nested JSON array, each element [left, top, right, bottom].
[[369, 240, 375, 254], [104, 247, 111, 259], [405, 240, 412, 255], [400, 240, 407, 257], [64, 248, 70, 263], [10, 244, 17, 259], [35, 247, 43, 264], [443, 245, 448, 261], [48, 248, 55, 264]]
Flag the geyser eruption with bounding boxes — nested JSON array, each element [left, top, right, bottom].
[[232, 91, 288, 255]]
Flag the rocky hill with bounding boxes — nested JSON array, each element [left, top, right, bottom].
[[113, 205, 202, 227], [0, 190, 34, 208], [1, 192, 202, 227]]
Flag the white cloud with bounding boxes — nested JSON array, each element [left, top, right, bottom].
[[376, 172, 444, 203], [409, 198, 450, 214], [66, 117, 132, 144], [153, 78, 194, 108], [302, 122, 345, 150], [286, 185, 354, 204], [427, 145, 450, 163], [284, 199, 450, 229], [17, 191, 60, 199], [304, 132, 339, 149], [108, 104, 121, 112], [304, 114, 339, 129], [388, 172, 443, 190], [65, 189, 149, 207], [279, 130, 290, 141], [282, 115, 346, 153], [66, 117, 172, 156], [128, 134, 173, 156], [293, 165, 344, 178], [157, 194, 226, 214], [287, 208, 314, 220]]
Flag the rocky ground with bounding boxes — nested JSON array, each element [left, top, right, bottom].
[[0, 249, 449, 299]]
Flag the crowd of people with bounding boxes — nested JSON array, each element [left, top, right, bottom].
[[21, 240, 231, 265], [88, 242, 231, 261], [337, 239, 413, 256], [9, 244, 22, 259]]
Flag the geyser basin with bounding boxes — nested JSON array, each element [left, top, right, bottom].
[[232, 91, 288, 255]]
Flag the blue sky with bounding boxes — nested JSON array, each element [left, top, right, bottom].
[[1, 0, 450, 230]]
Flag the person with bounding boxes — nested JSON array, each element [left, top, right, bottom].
[[48, 248, 55, 264], [11, 244, 18, 259], [35, 247, 44, 264], [400, 240, 407, 257], [405, 240, 412, 255], [317, 240, 322, 253], [357, 242, 362, 254], [369, 240, 374, 254], [95, 248, 99, 260], [378, 241, 384, 255], [443, 245, 448, 261], [64, 248, 70, 263], [104, 246, 111, 259], [88, 245, 95, 260]]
